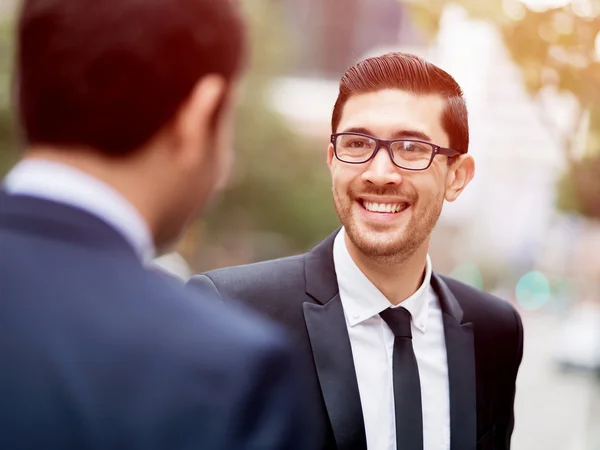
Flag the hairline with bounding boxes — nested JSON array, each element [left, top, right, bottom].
[[331, 88, 460, 150]]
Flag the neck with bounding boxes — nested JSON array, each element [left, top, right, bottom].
[[22, 146, 161, 240], [344, 232, 429, 305]]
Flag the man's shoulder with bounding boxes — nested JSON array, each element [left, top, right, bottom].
[[0, 247, 302, 448], [0, 251, 294, 399], [188, 254, 307, 299], [208, 254, 305, 280]]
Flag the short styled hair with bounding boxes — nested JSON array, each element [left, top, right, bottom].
[[331, 52, 469, 154], [16, 0, 246, 155]]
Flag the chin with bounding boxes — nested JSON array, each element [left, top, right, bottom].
[[347, 224, 399, 255], [349, 218, 428, 262]]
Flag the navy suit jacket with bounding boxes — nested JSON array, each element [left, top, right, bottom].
[[0, 191, 315, 450]]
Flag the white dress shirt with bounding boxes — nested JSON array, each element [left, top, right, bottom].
[[3, 159, 155, 263], [333, 229, 450, 450]]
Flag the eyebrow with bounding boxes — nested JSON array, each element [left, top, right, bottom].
[[341, 126, 433, 142]]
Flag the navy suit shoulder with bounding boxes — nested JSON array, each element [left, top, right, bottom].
[[193, 252, 522, 349], [0, 194, 313, 450], [194, 256, 522, 331], [190, 256, 308, 328], [194, 262, 524, 382], [199, 255, 306, 297]]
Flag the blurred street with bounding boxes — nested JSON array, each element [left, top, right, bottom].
[[513, 311, 598, 450]]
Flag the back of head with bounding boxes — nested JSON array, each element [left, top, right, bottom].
[[17, 0, 245, 155], [331, 52, 469, 154]]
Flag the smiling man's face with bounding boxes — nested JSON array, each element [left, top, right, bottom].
[[328, 88, 458, 263]]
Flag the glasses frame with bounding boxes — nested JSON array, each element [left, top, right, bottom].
[[331, 132, 462, 171]]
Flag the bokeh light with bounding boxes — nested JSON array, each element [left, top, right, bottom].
[[515, 271, 552, 310]]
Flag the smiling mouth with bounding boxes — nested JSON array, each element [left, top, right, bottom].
[[361, 200, 410, 213]]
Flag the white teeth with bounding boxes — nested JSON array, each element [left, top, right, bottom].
[[363, 201, 407, 213]]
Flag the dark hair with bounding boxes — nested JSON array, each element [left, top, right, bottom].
[[16, 0, 246, 155], [331, 52, 469, 154]]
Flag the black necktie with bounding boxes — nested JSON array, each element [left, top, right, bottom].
[[380, 307, 424, 450]]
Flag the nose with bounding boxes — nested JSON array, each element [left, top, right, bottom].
[[362, 145, 403, 186]]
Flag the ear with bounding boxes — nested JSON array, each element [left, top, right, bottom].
[[327, 143, 335, 170], [445, 154, 475, 202], [172, 74, 227, 168]]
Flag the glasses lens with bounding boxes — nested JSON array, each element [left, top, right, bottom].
[[390, 141, 434, 170], [335, 134, 377, 163]]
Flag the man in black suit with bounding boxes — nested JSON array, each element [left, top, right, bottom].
[[189, 53, 524, 450], [0, 0, 315, 449]]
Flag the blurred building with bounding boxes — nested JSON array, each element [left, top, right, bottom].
[[281, 0, 422, 78]]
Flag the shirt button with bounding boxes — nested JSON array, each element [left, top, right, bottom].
[[353, 314, 360, 319]]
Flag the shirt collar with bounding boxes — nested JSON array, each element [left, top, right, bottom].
[[3, 159, 155, 263], [333, 228, 432, 333]]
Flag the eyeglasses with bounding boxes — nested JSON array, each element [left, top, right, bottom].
[[331, 132, 462, 171]]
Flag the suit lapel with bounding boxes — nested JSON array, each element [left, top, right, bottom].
[[304, 297, 367, 450], [432, 274, 477, 450], [303, 230, 367, 450]]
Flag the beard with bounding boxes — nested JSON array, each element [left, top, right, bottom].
[[333, 183, 443, 265]]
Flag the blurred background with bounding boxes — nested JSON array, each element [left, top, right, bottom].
[[1, 0, 600, 448]]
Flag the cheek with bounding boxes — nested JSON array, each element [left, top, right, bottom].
[[331, 167, 347, 192], [332, 164, 361, 192], [413, 175, 446, 205]]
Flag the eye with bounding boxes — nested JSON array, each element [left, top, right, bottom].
[[398, 141, 430, 154], [348, 140, 366, 148], [402, 142, 419, 152], [338, 135, 375, 149]]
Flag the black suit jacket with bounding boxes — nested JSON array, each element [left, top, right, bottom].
[[0, 192, 315, 450], [189, 230, 524, 450]]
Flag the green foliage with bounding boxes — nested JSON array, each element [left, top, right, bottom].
[[204, 93, 338, 252], [502, 6, 600, 105], [0, 18, 17, 176], [556, 153, 600, 218], [500, 5, 600, 217], [200, 0, 339, 258], [555, 164, 585, 215]]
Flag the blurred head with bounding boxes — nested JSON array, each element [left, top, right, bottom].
[[16, 0, 246, 249], [328, 52, 475, 264]]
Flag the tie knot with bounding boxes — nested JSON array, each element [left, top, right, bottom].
[[380, 307, 412, 338]]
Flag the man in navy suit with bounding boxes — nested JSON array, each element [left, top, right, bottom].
[[0, 0, 315, 449]]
